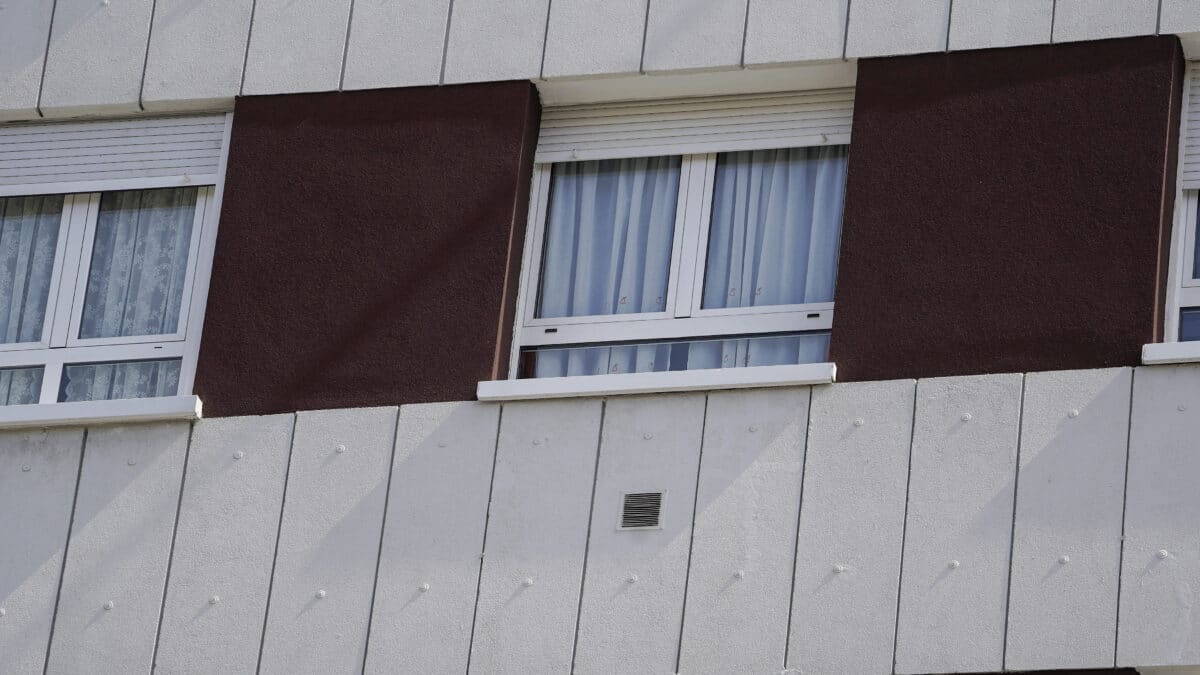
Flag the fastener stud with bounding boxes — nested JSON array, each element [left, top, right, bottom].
[[21, 465, 30, 472], [104, 601, 114, 611], [627, 574, 639, 584], [1068, 410, 1079, 418], [234, 451, 245, 460], [1058, 555, 1070, 565], [316, 589, 327, 599], [949, 560, 960, 569], [748, 425, 758, 433], [522, 577, 535, 587], [643, 433, 653, 440], [853, 418, 865, 427], [127, 458, 137, 466], [335, 444, 346, 454], [960, 413, 972, 422], [735, 570, 746, 579], [419, 583, 430, 592], [834, 564, 847, 574], [1157, 549, 1170, 560], [210, 595, 220, 605]]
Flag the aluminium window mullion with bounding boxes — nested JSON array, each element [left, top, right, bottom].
[[37, 358, 63, 404], [47, 193, 96, 348], [671, 154, 714, 319]]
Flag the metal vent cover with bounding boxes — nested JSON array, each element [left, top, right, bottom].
[[619, 492, 663, 530]]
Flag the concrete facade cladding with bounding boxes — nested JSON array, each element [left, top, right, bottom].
[[194, 82, 538, 416], [829, 35, 1185, 383], [2, 365, 1199, 673], [1, 0, 1200, 120]]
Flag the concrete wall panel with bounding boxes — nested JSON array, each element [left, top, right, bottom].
[[44, 423, 189, 674], [469, 398, 602, 673], [1052, 0, 1160, 43], [678, 388, 809, 675], [1119, 364, 1200, 667], [154, 414, 294, 674], [1161, 0, 1200, 34], [341, 0, 450, 90], [643, 0, 748, 72], [1005, 368, 1130, 670], [845, 0, 951, 58], [893, 374, 1023, 674], [542, 0, 646, 78], [744, 0, 848, 65], [0, 0, 53, 121], [788, 380, 914, 675], [40, 0, 154, 116], [364, 402, 499, 674], [258, 407, 396, 675], [442, 0, 549, 84], [241, 0, 352, 95], [142, 0, 254, 112], [0, 428, 82, 675], [573, 393, 706, 674], [948, 0, 1053, 50]]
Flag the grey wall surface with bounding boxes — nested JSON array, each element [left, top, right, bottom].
[[0, 0, 1193, 121], [4, 364, 1200, 673]]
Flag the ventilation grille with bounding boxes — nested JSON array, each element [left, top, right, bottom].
[[0, 114, 227, 190], [1184, 64, 1200, 190], [536, 88, 854, 163], [620, 492, 663, 529]]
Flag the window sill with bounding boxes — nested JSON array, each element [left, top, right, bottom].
[[0, 395, 202, 431], [477, 362, 836, 402], [1143, 341, 1200, 365]]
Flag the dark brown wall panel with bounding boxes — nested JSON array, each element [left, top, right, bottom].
[[195, 82, 539, 416], [830, 36, 1184, 382]]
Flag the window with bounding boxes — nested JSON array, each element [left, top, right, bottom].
[[1172, 191, 1200, 342], [0, 186, 216, 405], [513, 138, 849, 378]]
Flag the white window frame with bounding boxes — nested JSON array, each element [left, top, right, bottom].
[[1166, 190, 1200, 338], [0, 114, 232, 406], [508, 144, 843, 378]]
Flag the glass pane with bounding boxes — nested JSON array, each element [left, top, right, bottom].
[[535, 156, 681, 319], [521, 332, 829, 378], [0, 195, 64, 344], [1181, 308, 1200, 342], [59, 358, 181, 402], [0, 366, 44, 406], [703, 146, 848, 309], [80, 187, 198, 339]]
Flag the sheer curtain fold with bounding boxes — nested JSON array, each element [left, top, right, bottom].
[[0, 366, 44, 406], [0, 195, 64, 345], [80, 187, 197, 340], [59, 358, 181, 403]]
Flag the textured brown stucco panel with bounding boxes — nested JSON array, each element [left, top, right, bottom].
[[195, 82, 539, 416], [829, 36, 1184, 382]]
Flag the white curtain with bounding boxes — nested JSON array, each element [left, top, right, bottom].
[[703, 146, 848, 309], [685, 332, 830, 370], [80, 188, 196, 339], [59, 359, 180, 402], [0, 195, 64, 344], [0, 366, 43, 406]]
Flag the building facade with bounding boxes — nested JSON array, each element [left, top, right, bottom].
[[2, 2, 1200, 674]]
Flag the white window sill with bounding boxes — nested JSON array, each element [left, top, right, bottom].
[[477, 362, 836, 402], [0, 395, 202, 431], [1143, 341, 1200, 365]]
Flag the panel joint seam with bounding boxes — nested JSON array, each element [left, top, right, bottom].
[[338, 0, 358, 91], [40, 427, 87, 673], [999, 374, 1028, 671], [673, 394, 710, 673], [889, 383, 918, 675], [439, 0, 456, 86], [137, 0, 158, 112], [568, 399, 607, 674], [35, 0, 59, 118], [782, 386, 816, 669], [464, 404, 505, 673], [149, 421, 196, 670], [253, 412, 298, 674], [1111, 368, 1137, 666], [360, 407, 403, 672]]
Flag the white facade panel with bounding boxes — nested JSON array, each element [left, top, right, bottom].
[[44, 423, 189, 674], [141, 0, 254, 111], [1052, 0, 1160, 43], [643, 0, 748, 73], [0, 428, 82, 675], [258, 407, 396, 675], [442, 0, 550, 85], [893, 374, 1023, 674], [364, 402, 499, 674], [469, 398, 602, 673], [341, 0, 450, 90], [948, 0, 1054, 51], [573, 393, 705, 674], [154, 414, 294, 674], [788, 379, 914, 675], [678, 388, 809, 675], [1005, 368, 1129, 670], [845, 0, 952, 58], [1118, 364, 1200, 668], [0, 0, 53, 122], [743, 0, 848, 66], [39, 0, 154, 117], [1161, 1, 1200, 34], [542, 0, 646, 78], [241, 0, 352, 96]]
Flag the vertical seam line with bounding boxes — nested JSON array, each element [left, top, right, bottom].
[[889, 383, 918, 675], [1156, 0, 1163, 34], [36, 0, 59, 117], [944, 0, 954, 51], [568, 399, 607, 674], [782, 387, 815, 669], [138, 0, 158, 112], [149, 422, 196, 672], [1049, 0, 1058, 43], [240, 0, 259, 96], [673, 394, 710, 673], [738, 0, 750, 67], [639, 0, 651, 73], [360, 408, 402, 672], [465, 405, 504, 674], [539, 0, 553, 80], [1000, 375, 1028, 671], [439, 0, 456, 85], [254, 412, 297, 674], [1112, 368, 1137, 666], [842, 0, 852, 60], [41, 427, 88, 674], [338, 0, 358, 91]]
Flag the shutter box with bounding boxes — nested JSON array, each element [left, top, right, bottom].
[[1183, 64, 1200, 190]]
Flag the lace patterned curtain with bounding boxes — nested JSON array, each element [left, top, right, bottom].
[[0, 195, 64, 344]]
